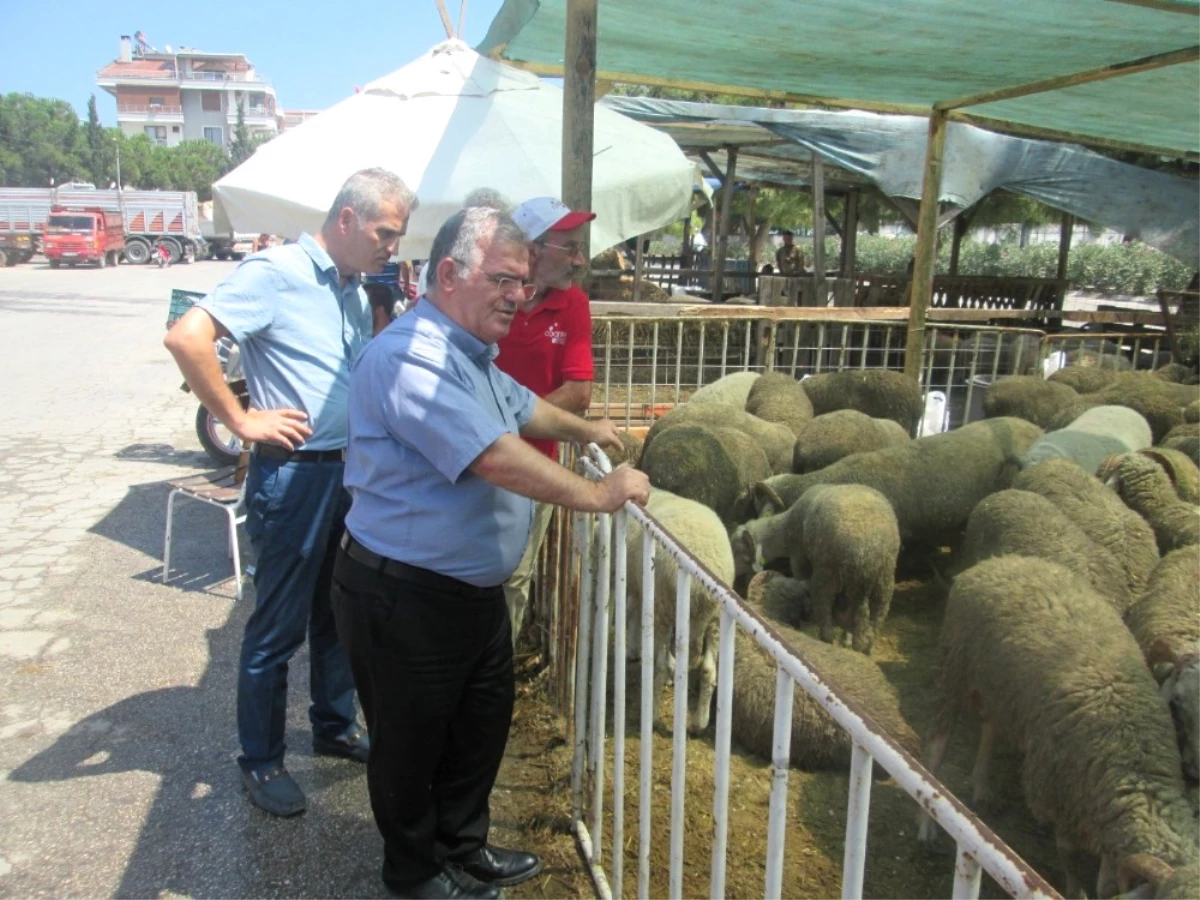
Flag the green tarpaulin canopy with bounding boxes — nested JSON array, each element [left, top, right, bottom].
[[480, 0, 1200, 159]]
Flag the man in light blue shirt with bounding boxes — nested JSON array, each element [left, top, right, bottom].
[[334, 206, 649, 900], [165, 168, 417, 819]]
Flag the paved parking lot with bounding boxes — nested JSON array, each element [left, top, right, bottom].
[[0, 259, 573, 899]]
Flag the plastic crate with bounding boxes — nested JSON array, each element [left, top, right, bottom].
[[167, 289, 206, 329]]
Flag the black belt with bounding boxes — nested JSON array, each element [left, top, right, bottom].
[[339, 532, 499, 598], [254, 445, 345, 463]]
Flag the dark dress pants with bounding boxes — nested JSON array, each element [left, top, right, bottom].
[[330, 547, 515, 891]]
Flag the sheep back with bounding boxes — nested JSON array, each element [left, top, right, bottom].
[[1021, 405, 1152, 475], [937, 556, 1197, 877], [745, 372, 815, 436], [1126, 548, 1200, 677], [792, 409, 911, 473], [1013, 458, 1159, 600], [1109, 454, 1200, 554], [800, 369, 923, 434], [959, 489, 1132, 613], [1161, 423, 1200, 467], [686, 371, 761, 408], [1138, 448, 1200, 505], [982, 375, 1079, 429], [753, 417, 1043, 544], [642, 401, 794, 474], [1185, 400, 1199, 424], [1049, 365, 1121, 394]]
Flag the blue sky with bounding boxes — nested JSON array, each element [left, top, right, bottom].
[[0, 0, 508, 122]]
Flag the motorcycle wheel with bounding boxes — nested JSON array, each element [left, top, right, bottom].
[[196, 404, 243, 467]]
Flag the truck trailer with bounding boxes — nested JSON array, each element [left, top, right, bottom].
[[0, 188, 52, 267]]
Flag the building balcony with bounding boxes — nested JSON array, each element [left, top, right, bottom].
[[226, 106, 277, 124], [117, 103, 184, 118], [181, 71, 274, 89]]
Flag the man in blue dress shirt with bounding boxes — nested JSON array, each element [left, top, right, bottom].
[[334, 206, 649, 900], [165, 168, 417, 818]]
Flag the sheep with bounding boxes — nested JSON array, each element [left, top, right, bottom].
[[981, 375, 1079, 429], [732, 484, 898, 653], [920, 555, 1199, 899], [1020, 404, 1152, 475], [1161, 422, 1200, 466], [1051, 374, 1194, 443], [750, 417, 1043, 545], [1107, 454, 1200, 554], [1064, 345, 1134, 371], [928, 330, 1042, 382], [1012, 458, 1160, 602], [1129, 566, 1200, 802], [603, 429, 645, 469], [641, 401, 795, 474], [623, 488, 734, 734], [799, 369, 924, 434], [744, 371, 814, 436], [685, 370, 762, 409], [1049, 365, 1121, 394], [729, 570, 920, 771], [1097, 447, 1200, 505], [792, 409, 911, 474], [958, 489, 1133, 613], [1154, 362, 1196, 384], [638, 423, 772, 527], [1185, 400, 1199, 424]]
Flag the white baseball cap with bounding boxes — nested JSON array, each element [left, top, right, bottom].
[[511, 196, 596, 241]]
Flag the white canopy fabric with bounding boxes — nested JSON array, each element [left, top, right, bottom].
[[212, 40, 700, 259]]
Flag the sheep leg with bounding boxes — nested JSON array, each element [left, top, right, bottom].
[[1056, 828, 1098, 900], [850, 594, 874, 655], [916, 729, 952, 844], [811, 571, 838, 645], [687, 619, 719, 734], [969, 719, 996, 810]]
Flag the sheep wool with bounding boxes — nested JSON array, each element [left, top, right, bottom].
[[982, 375, 1079, 429], [1020, 404, 1152, 475], [1108, 454, 1200, 554], [1012, 458, 1159, 602], [1161, 422, 1200, 467], [685, 370, 762, 409], [1049, 365, 1121, 394], [799, 369, 924, 434], [792, 409, 911, 474], [1126, 548, 1200, 679], [924, 556, 1198, 899], [642, 400, 795, 474], [745, 371, 815, 437], [1185, 400, 1199, 424]]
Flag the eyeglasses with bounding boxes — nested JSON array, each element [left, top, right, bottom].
[[484, 273, 537, 299], [541, 240, 583, 257]]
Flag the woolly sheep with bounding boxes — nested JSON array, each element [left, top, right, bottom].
[[642, 401, 795, 474], [982, 375, 1079, 429], [751, 417, 1043, 545], [744, 371, 815, 436], [603, 430, 645, 469], [799, 369, 924, 434], [959, 489, 1132, 613], [1126, 548, 1200, 685], [686, 370, 762, 408], [920, 556, 1199, 899], [1161, 422, 1200, 466], [729, 571, 919, 771], [623, 488, 735, 734], [1049, 365, 1120, 394], [1012, 458, 1159, 602], [732, 484, 899, 653], [792, 409, 911, 474], [1185, 400, 1199, 424], [1107, 454, 1200, 554], [1154, 363, 1195, 384], [1020, 404, 1152, 475], [1051, 374, 1194, 443], [1097, 447, 1200, 506], [638, 423, 772, 527]]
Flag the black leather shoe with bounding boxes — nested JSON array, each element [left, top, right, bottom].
[[457, 845, 542, 887], [240, 765, 306, 817], [313, 725, 370, 763], [391, 865, 501, 899]]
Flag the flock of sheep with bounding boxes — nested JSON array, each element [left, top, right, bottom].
[[602, 356, 1200, 899]]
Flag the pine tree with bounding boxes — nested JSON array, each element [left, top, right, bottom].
[[85, 94, 107, 186], [229, 99, 253, 166]]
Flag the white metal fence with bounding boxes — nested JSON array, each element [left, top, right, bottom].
[[566, 446, 1060, 900]]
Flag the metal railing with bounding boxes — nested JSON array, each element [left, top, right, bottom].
[[565, 446, 1059, 900], [117, 104, 183, 115]]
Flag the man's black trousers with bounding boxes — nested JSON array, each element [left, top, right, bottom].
[[330, 546, 515, 891]]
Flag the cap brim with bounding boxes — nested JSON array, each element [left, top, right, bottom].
[[548, 210, 597, 231]]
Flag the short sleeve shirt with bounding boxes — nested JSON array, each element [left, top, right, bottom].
[[344, 300, 539, 587], [198, 234, 370, 450], [775, 243, 805, 276], [495, 284, 594, 458]]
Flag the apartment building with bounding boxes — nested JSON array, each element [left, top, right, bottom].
[[95, 34, 282, 149]]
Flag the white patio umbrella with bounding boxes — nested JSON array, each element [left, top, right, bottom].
[[213, 40, 701, 259]]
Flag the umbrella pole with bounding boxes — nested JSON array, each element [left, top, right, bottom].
[[563, 0, 599, 275]]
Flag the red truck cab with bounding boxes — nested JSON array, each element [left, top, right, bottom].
[[43, 206, 126, 268]]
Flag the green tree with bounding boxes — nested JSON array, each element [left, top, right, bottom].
[[170, 140, 231, 199], [0, 93, 87, 186], [229, 100, 253, 166], [84, 94, 106, 186]]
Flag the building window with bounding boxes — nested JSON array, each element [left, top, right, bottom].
[[148, 96, 164, 108], [201, 91, 222, 112], [172, 125, 180, 133], [144, 125, 167, 145], [203, 126, 224, 147]]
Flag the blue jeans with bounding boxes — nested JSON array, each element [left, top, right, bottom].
[[238, 456, 357, 774]]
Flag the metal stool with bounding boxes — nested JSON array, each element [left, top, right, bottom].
[[162, 453, 249, 600]]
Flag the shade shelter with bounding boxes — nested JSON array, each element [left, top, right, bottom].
[[479, 0, 1200, 374], [212, 40, 700, 260]]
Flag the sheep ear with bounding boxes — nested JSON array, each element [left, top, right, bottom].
[[1116, 853, 1174, 897], [754, 483, 785, 516], [1145, 636, 1178, 673]]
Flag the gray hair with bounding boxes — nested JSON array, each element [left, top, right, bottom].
[[427, 207, 526, 292], [323, 167, 418, 227], [461, 187, 511, 215]]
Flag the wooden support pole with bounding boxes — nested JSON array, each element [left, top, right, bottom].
[[811, 150, 826, 304], [681, 213, 693, 269], [747, 186, 759, 273], [434, 0, 456, 38], [1057, 212, 1075, 281], [633, 233, 645, 302], [843, 189, 859, 278], [712, 146, 737, 302], [562, 0, 598, 275], [903, 110, 949, 381]]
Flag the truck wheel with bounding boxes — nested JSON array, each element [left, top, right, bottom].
[[157, 239, 182, 265], [97, 252, 106, 269], [48, 259, 60, 269], [215, 250, 230, 261], [123, 239, 151, 265], [230, 252, 245, 261]]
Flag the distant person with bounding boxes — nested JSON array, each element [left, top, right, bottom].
[[759, 263, 775, 275], [775, 229, 805, 275], [164, 168, 417, 818]]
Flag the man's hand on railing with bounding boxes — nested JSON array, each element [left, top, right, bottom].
[[595, 466, 650, 512]]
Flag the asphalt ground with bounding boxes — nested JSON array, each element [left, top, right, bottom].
[[0, 259, 565, 899]]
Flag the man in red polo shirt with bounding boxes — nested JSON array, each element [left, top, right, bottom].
[[496, 196, 597, 644]]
